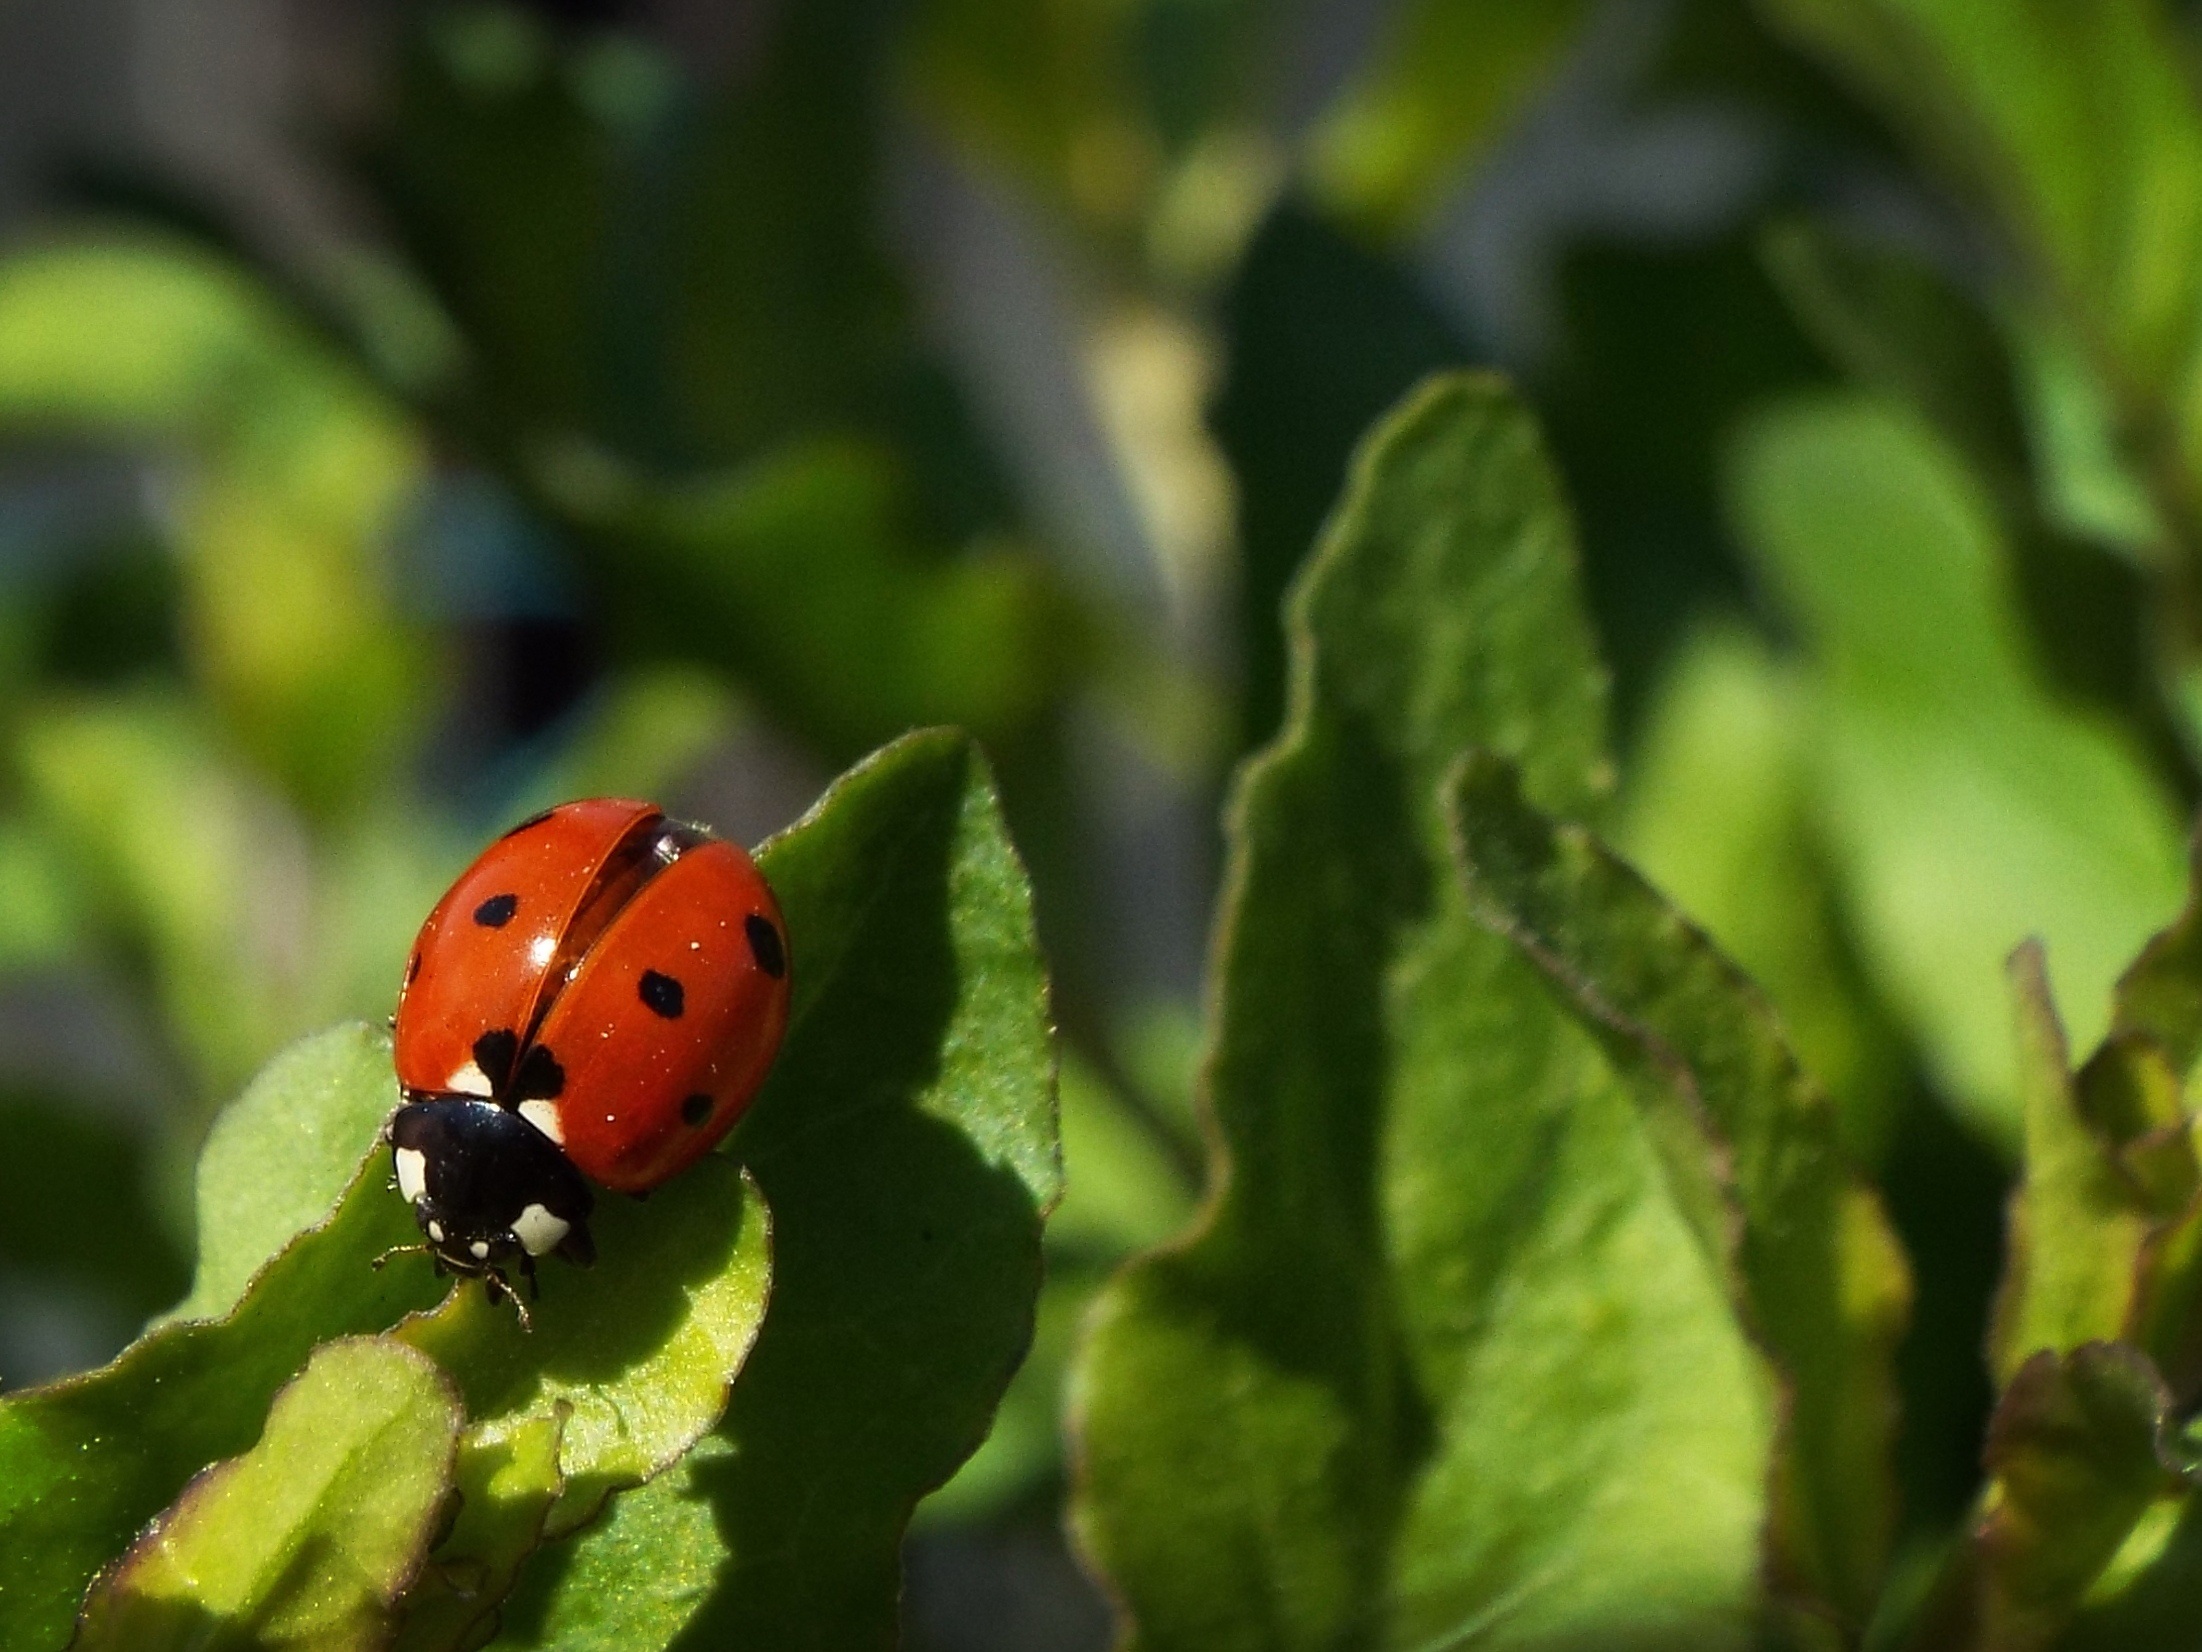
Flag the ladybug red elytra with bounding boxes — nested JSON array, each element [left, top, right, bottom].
[[381, 798, 790, 1320]]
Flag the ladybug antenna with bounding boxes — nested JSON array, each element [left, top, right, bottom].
[[371, 1242, 435, 1271]]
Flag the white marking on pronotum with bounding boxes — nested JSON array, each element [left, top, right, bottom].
[[445, 1060, 493, 1098], [511, 1203, 570, 1257], [427, 1220, 445, 1243], [393, 1147, 429, 1204], [518, 1099, 564, 1145], [470, 1240, 491, 1260]]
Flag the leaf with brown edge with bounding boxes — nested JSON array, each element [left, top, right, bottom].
[[1448, 748, 1910, 1629], [1900, 1344, 2183, 1652], [1072, 374, 1790, 1652], [73, 1336, 462, 1652], [1988, 943, 2165, 1387]]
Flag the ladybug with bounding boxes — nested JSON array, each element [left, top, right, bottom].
[[381, 798, 790, 1321]]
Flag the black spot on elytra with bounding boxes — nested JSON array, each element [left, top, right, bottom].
[[639, 970, 684, 1018], [500, 808, 554, 839], [513, 1044, 565, 1100], [472, 1029, 519, 1091], [745, 915, 785, 978], [681, 1092, 713, 1127], [474, 893, 519, 928]]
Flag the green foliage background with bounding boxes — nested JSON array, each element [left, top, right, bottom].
[[6, 0, 2202, 1647]]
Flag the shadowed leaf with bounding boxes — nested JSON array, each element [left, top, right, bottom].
[[1902, 1344, 2183, 1652], [658, 728, 1058, 1650]]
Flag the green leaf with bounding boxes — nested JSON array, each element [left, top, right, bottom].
[[1045, 1054, 1199, 1263], [0, 237, 282, 434], [17, 691, 309, 1107], [2058, 840, 2202, 1403], [390, 1159, 770, 1652], [664, 728, 1058, 1648], [914, 1268, 1099, 1529], [1304, 0, 1591, 239], [0, 1032, 442, 1652], [1758, 218, 2034, 492], [486, 1436, 735, 1652], [1451, 750, 1910, 1623], [2098, 832, 2202, 1080], [2007, 316, 2166, 561], [173, 1022, 408, 1323], [1899, 1344, 2183, 1652], [543, 439, 1078, 763], [396, 1410, 565, 1652], [1620, 622, 1904, 1163], [1987, 942, 2190, 1386], [921, 1054, 1196, 1528], [0, 236, 431, 820], [396, 1158, 770, 1536], [1075, 375, 1803, 1648], [1725, 393, 2186, 1143], [1753, 0, 2202, 411], [72, 1336, 461, 1652]]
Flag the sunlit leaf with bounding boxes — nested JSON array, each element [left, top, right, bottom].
[[1620, 623, 1904, 1163], [1726, 393, 2186, 1143], [0, 1032, 440, 1652], [72, 1337, 461, 1652], [1987, 943, 2186, 1386], [1453, 750, 1909, 1623], [1073, 375, 1794, 1649], [396, 1160, 770, 1536]]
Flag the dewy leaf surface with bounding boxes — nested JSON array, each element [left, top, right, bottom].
[[0, 1028, 443, 1652], [1072, 374, 1781, 1650], [73, 1336, 462, 1652], [1450, 751, 1909, 1625], [1727, 393, 2185, 1142], [663, 728, 1059, 1650]]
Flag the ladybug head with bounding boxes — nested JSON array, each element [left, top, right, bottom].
[[384, 1098, 596, 1306]]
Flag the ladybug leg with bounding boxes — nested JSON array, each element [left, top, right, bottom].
[[482, 1265, 537, 1333], [370, 1242, 435, 1271], [518, 1249, 541, 1301]]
